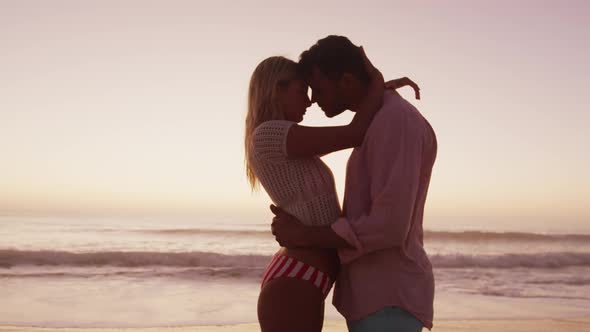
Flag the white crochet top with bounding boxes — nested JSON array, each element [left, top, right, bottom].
[[249, 120, 342, 227]]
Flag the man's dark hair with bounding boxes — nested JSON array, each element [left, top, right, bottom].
[[298, 35, 370, 84]]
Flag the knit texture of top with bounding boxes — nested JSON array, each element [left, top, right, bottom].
[[249, 120, 342, 227]]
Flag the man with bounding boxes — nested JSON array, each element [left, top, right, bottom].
[[270, 35, 437, 332]]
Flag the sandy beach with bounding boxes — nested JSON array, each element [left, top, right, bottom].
[[2, 317, 590, 332]]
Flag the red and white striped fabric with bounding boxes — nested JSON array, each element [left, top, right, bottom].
[[261, 254, 333, 298]]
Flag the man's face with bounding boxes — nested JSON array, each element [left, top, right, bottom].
[[308, 66, 347, 118]]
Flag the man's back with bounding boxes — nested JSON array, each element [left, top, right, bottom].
[[330, 90, 437, 329]]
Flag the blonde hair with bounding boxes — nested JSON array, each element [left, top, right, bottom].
[[245, 56, 300, 190]]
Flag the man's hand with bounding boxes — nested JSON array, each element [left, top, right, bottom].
[[270, 205, 310, 248]]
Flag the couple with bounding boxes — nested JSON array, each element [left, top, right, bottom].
[[245, 35, 437, 332]]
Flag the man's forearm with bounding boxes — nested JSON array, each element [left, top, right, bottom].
[[305, 225, 355, 249]]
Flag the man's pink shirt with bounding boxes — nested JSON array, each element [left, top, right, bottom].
[[331, 91, 437, 329]]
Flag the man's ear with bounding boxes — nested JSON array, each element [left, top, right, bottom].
[[338, 73, 355, 91]]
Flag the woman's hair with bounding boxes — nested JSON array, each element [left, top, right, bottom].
[[245, 56, 300, 190]]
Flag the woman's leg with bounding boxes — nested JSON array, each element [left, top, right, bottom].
[[258, 277, 325, 332], [346, 306, 423, 332]]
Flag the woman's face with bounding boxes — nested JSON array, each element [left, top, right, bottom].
[[278, 79, 312, 123]]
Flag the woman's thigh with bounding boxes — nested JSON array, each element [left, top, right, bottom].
[[258, 277, 325, 332], [346, 306, 423, 332]]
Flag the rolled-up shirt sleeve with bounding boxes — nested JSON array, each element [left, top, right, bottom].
[[331, 111, 424, 264]]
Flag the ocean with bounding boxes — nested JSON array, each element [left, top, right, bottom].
[[1, 215, 589, 327]]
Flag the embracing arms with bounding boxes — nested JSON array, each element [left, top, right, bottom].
[[271, 112, 429, 263]]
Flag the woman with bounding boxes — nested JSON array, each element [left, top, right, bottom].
[[245, 49, 419, 332]]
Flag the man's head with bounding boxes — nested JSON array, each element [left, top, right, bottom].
[[298, 35, 370, 117]]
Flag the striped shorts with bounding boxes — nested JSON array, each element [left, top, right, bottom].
[[260, 253, 334, 299]]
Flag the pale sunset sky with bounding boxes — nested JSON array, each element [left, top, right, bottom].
[[1, 1, 588, 232]]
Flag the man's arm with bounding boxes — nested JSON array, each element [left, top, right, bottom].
[[270, 205, 354, 249], [330, 110, 425, 263], [305, 223, 354, 249]]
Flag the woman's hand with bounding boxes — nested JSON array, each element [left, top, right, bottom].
[[385, 77, 421, 100]]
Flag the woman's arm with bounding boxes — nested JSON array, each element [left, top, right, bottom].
[[285, 47, 384, 158], [385, 77, 421, 100], [285, 123, 371, 158]]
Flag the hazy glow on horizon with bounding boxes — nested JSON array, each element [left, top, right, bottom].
[[1, 1, 589, 231]]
